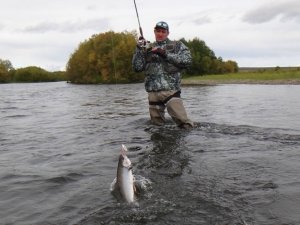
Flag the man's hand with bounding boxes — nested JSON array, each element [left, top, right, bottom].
[[151, 47, 166, 58]]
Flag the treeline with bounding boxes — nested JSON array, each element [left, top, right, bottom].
[[0, 59, 66, 83], [182, 38, 238, 75], [1, 31, 238, 84], [66, 31, 238, 84]]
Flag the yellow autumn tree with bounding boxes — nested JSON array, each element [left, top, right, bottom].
[[66, 31, 143, 84]]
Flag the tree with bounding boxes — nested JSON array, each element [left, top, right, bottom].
[[66, 31, 143, 84], [0, 59, 14, 83], [223, 60, 239, 73], [183, 37, 216, 75], [182, 38, 238, 76], [14, 66, 51, 82]]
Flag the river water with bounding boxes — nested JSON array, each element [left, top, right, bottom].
[[1, 82, 299, 225]]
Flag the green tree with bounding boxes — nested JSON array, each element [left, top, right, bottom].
[[51, 71, 67, 81], [0, 59, 14, 83], [182, 38, 238, 76], [183, 37, 217, 75], [14, 66, 51, 82]]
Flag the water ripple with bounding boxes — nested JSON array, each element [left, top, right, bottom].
[[0, 82, 299, 225]]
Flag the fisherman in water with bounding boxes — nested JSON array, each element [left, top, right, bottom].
[[132, 21, 194, 129]]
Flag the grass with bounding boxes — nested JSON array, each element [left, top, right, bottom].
[[182, 68, 300, 85]]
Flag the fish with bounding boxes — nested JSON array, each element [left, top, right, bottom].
[[111, 144, 136, 203]]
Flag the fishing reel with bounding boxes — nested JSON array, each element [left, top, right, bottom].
[[144, 41, 153, 53], [137, 37, 153, 52]]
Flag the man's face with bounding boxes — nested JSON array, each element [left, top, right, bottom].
[[154, 28, 169, 42]]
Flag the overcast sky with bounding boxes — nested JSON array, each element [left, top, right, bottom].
[[1, 0, 299, 71]]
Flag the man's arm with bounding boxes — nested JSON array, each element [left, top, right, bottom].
[[166, 42, 192, 69], [132, 48, 146, 72]]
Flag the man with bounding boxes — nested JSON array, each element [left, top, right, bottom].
[[132, 21, 194, 129]]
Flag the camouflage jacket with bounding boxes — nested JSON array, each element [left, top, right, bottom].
[[132, 38, 192, 92]]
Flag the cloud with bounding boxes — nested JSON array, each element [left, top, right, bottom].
[[1, 0, 300, 69], [192, 16, 212, 25], [21, 18, 110, 33], [173, 11, 214, 28], [243, 0, 300, 24]]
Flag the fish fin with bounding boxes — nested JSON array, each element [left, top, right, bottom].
[[110, 180, 123, 201], [110, 177, 118, 192], [121, 144, 128, 152], [133, 182, 141, 196]]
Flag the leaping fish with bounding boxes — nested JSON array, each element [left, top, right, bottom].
[[111, 144, 136, 203]]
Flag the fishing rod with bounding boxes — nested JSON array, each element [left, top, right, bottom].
[[133, 0, 152, 51], [133, 0, 144, 38]]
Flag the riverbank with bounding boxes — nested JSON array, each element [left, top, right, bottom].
[[182, 79, 300, 85], [182, 68, 300, 85]]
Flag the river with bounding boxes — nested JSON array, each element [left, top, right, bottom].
[[1, 82, 299, 225]]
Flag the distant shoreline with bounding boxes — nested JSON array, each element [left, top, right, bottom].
[[182, 79, 300, 85], [182, 68, 300, 85]]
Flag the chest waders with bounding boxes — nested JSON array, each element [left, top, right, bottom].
[[145, 40, 194, 128]]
